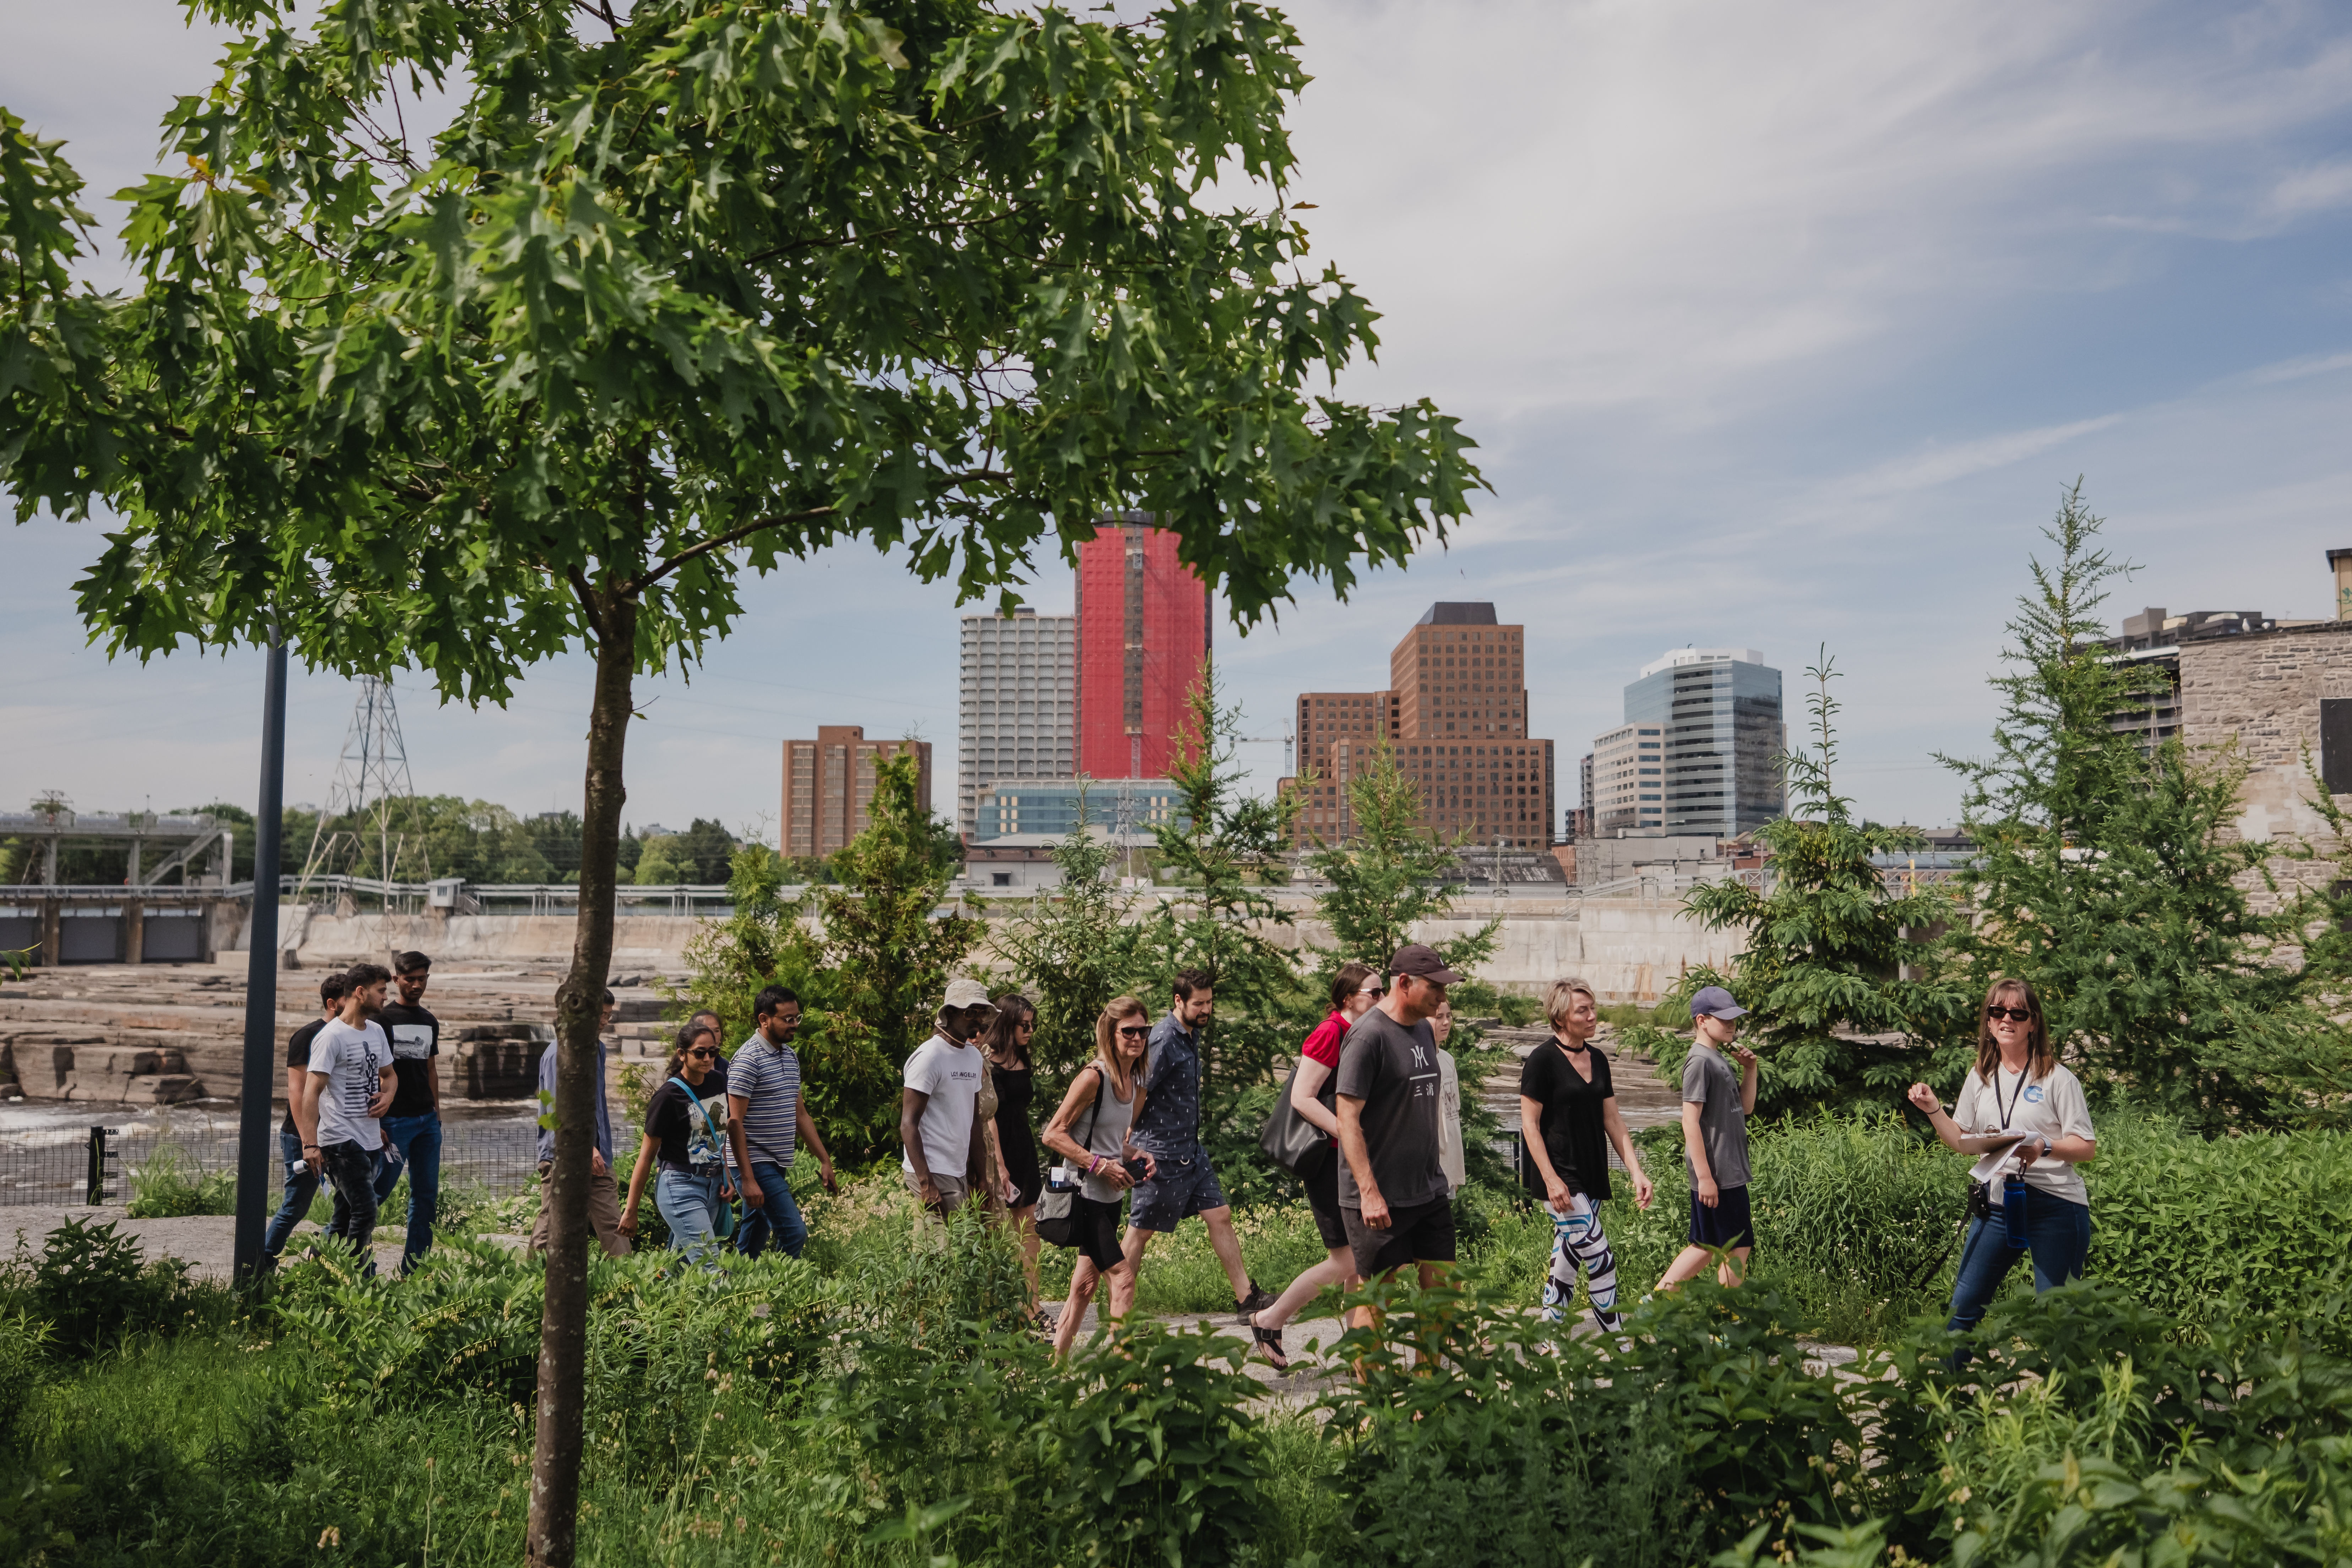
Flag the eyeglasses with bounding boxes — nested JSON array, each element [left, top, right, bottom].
[[1985, 1006, 2033, 1023], [1116, 1024, 1150, 1038]]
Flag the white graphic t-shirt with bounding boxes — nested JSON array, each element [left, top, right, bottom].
[[310, 1019, 392, 1151]]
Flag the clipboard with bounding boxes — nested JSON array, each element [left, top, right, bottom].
[[1954, 1131, 2028, 1156]]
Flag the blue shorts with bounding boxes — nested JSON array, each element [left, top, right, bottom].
[[1688, 1183, 1755, 1250], [1128, 1150, 1227, 1234]]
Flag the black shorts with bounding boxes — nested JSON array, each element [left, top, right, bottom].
[[1069, 1192, 1126, 1272], [1303, 1155, 1349, 1251], [1341, 1194, 1457, 1279], [1688, 1183, 1755, 1250]]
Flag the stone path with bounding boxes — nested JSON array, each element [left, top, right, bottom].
[[4, 1205, 409, 1278]]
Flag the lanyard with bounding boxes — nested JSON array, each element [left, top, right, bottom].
[[1991, 1067, 2026, 1131]]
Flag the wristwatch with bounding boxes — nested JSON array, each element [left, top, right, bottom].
[[2038, 1134, 2053, 1159]]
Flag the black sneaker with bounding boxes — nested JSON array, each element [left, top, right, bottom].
[[1235, 1279, 1276, 1322]]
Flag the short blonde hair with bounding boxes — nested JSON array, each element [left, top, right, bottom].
[[1546, 977, 1599, 1029]]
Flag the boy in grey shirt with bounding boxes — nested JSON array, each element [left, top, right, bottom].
[[1659, 986, 1760, 1291]]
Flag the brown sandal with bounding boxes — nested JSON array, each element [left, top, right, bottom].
[[1250, 1318, 1290, 1371]]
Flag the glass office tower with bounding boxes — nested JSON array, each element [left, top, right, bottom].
[[1620, 648, 1785, 836]]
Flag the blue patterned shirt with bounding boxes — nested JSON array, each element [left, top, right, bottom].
[[1131, 1011, 1203, 1157], [729, 1031, 803, 1170]]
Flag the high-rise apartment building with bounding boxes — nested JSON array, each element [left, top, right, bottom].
[[956, 606, 1077, 840], [1285, 602, 1554, 846], [1076, 517, 1211, 781], [780, 727, 932, 859], [1594, 648, 1784, 838]]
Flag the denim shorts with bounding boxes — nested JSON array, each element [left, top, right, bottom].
[[1127, 1150, 1227, 1234]]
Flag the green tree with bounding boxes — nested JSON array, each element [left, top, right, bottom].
[[0, 2, 1480, 1556], [631, 834, 690, 887], [991, 791, 1147, 1088], [1664, 651, 1974, 1114], [1133, 666, 1308, 1202], [1941, 487, 2302, 1129], [1304, 741, 1498, 980], [677, 818, 739, 884], [815, 749, 986, 1158]]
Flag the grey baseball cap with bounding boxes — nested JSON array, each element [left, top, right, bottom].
[[1689, 985, 1748, 1020]]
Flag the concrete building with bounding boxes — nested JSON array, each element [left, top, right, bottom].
[[1282, 601, 1555, 848], [1076, 517, 1211, 783], [2176, 552, 2352, 911], [2100, 606, 2304, 757], [779, 728, 932, 859], [957, 606, 1077, 840], [971, 778, 1184, 843], [1606, 647, 1785, 838]]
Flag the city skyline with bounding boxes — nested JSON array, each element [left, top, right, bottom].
[[5, 1, 2349, 837]]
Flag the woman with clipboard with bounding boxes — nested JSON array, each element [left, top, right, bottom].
[[1906, 978, 2098, 1335]]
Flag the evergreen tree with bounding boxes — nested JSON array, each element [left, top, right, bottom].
[[1304, 742, 1498, 979], [1942, 485, 2302, 1130], [990, 791, 1147, 1089], [815, 749, 986, 1158], [1666, 651, 1975, 1113], [1134, 666, 1308, 1203]]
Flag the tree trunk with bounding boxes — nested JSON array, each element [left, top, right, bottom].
[[527, 585, 636, 1568]]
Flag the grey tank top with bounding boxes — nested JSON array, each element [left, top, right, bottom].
[[1077, 1065, 1137, 1203]]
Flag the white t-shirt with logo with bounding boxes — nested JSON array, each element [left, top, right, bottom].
[[310, 1018, 392, 1151], [1953, 1060, 2096, 1205], [900, 1032, 982, 1180]]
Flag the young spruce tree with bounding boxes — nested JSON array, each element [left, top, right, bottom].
[[991, 789, 1146, 1090], [1303, 742, 1499, 981], [1668, 651, 1975, 1114], [1942, 484, 2301, 1131]]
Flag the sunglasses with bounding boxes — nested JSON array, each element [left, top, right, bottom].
[[686, 1047, 718, 1059], [1116, 1024, 1150, 1039], [1985, 1006, 2034, 1023], [1356, 985, 1385, 997]]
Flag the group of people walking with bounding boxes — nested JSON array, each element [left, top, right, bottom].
[[272, 944, 2098, 1355]]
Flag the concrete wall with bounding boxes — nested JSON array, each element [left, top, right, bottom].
[[234, 897, 1736, 1001], [2180, 620, 2352, 910]]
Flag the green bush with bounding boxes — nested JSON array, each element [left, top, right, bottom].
[[22, 1218, 209, 1357], [123, 1142, 236, 1219]]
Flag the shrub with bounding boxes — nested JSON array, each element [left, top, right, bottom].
[[25, 1217, 205, 1356], [124, 1140, 237, 1218]]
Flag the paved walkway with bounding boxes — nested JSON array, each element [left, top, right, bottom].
[[4, 1205, 408, 1278]]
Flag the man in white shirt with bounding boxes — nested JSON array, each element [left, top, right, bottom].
[[900, 977, 993, 1220], [300, 962, 398, 1268]]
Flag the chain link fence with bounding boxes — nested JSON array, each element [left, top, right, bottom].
[[0, 1116, 544, 1207]]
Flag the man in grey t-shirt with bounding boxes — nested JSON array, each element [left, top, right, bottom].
[[1335, 943, 1463, 1333], [1660, 985, 1760, 1291]]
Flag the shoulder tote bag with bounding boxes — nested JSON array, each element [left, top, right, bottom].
[[1034, 1067, 1105, 1249], [1258, 1052, 1336, 1180], [670, 1077, 738, 1241]]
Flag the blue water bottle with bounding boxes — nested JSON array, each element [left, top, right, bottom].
[[2002, 1172, 2030, 1251]]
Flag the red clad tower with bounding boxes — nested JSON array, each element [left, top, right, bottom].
[[1075, 516, 1211, 779]]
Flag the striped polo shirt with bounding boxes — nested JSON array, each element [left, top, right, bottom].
[[730, 1031, 802, 1170]]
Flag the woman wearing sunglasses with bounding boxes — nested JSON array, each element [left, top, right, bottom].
[[1041, 997, 1153, 1359], [1246, 961, 1383, 1370], [1906, 978, 2098, 1335], [621, 1022, 736, 1263]]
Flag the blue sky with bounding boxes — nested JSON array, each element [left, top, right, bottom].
[[5, 0, 2351, 838]]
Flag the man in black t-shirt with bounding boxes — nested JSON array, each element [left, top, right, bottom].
[[1335, 943, 1461, 1343], [370, 951, 443, 1270], [263, 971, 348, 1261]]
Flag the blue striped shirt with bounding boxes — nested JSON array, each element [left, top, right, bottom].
[[730, 1032, 802, 1169]]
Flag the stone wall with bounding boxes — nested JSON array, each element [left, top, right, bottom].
[[2178, 619, 2352, 910]]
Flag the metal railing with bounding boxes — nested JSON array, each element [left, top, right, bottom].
[[0, 1120, 546, 1208]]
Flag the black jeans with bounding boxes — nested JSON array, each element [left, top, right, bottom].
[[319, 1140, 381, 1271]]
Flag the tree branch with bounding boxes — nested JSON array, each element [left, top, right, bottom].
[[634, 506, 842, 591]]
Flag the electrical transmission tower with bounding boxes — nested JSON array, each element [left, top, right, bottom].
[[298, 676, 431, 905]]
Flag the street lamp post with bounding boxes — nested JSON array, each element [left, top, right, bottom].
[[231, 630, 288, 1284]]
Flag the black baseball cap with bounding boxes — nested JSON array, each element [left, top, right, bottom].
[[1388, 944, 1465, 985]]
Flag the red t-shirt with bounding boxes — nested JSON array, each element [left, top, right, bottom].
[[1302, 1011, 1349, 1067]]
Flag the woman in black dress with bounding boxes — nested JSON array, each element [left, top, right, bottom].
[[981, 993, 1043, 1307]]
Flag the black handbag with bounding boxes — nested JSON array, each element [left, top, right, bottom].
[[1258, 1053, 1336, 1180], [1034, 1067, 1104, 1249]]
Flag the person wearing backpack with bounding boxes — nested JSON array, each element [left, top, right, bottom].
[[1039, 997, 1152, 1359], [1245, 961, 1381, 1371], [620, 1022, 736, 1262]]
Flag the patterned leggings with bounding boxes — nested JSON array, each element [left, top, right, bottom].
[[1542, 1199, 1622, 1332]]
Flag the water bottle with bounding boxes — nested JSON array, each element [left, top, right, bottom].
[[2002, 1172, 2030, 1251]]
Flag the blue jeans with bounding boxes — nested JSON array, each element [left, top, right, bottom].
[[737, 1160, 807, 1259], [263, 1126, 321, 1257], [1945, 1187, 2092, 1335], [656, 1168, 724, 1263], [372, 1114, 443, 1269]]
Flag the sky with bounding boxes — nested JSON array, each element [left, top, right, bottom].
[[5, 0, 2351, 840]]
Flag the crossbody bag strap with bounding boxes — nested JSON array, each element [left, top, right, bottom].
[[669, 1076, 726, 1158]]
